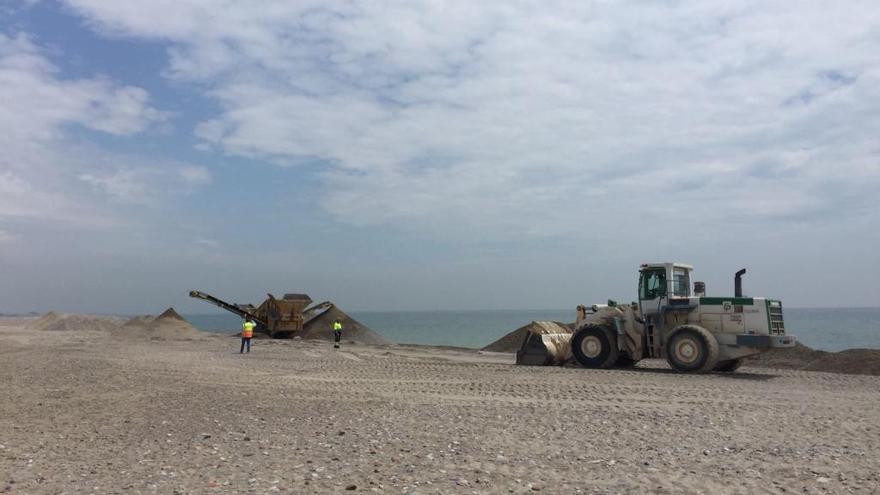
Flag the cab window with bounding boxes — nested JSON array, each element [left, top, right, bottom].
[[640, 269, 667, 299], [672, 268, 690, 297]]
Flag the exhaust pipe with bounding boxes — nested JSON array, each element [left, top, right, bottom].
[[734, 268, 746, 297]]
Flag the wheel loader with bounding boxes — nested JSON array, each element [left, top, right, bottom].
[[568, 263, 795, 373]]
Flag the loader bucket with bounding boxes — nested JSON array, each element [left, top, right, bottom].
[[516, 321, 574, 366]]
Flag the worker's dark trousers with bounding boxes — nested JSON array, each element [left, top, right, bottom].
[[240, 337, 251, 353], [334, 330, 341, 346]]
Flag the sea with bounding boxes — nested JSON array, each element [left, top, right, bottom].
[[184, 307, 880, 352]]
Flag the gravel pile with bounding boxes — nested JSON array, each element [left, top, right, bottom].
[[747, 342, 880, 376], [27, 311, 125, 332], [482, 321, 573, 353], [113, 308, 203, 340], [300, 302, 390, 345]]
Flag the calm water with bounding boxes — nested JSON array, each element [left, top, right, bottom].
[[184, 307, 880, 352]]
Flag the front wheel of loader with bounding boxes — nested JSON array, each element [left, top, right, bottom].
[[571, 325, 619, 369], [714, 358, 744, 372], [665, 325, 719, 373]]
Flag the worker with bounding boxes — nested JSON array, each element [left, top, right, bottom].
[[333, 319, 343, 349], [241, 317, 255, 353]]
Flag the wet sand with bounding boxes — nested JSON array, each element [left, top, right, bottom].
[[1, 318, 879, 494]]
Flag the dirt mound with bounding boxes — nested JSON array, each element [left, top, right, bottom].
[[0, 316, 38, 327], [113, 308, 203, 340], [28, 312, 124, 332], [27, 311, 59, 330], [483, 321, 573, 353], [747, 343, 880, 376], [482, 324, 531, 353], [156, 307, 185, 321], [300, 302, 390, 345], [120, 315, 154, 329], [147, 308, 202, 340]]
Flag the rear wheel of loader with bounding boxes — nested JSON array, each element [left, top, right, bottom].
[[571, 325, 619, 369], [665, 325, 719, 373], [714, 358, 744, 372]]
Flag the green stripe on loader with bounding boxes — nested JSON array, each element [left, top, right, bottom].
[[699, 297, 754, 306]]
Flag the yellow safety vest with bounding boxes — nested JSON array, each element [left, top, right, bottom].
[[333, 322, 342, 331], [242, 321, 255, 338]]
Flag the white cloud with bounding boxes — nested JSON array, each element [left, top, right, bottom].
[[63, 1, 880, 245], [0, 163, 119, 227], [79, 169, 150, 203], [0, 0, 40, 16], [0, 33, 204, 225], [0, 33, 166, 146], [0, 172, 31, 195], [79, 162, 212, 204], [83, 85, 167, 135], [178, 165, 212, 185]]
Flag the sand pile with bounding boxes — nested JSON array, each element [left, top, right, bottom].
[[482, 321, 574, 353], [300, 302, 391, 345], [747, 343, 880, 376], [25, 311, 58, 329], [28, 311, 124, 332], [113, 308, 203, 340], [119, 315, 154, 330]]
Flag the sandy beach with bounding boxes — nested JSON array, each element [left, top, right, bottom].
[[2, 317, 879, 494]]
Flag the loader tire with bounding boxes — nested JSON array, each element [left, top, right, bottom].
[[665, 325, 719, 373], [571, 324, 619, 369], [714, 358, 744, 372]]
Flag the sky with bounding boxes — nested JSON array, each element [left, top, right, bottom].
[[1, 0, 879, 314]]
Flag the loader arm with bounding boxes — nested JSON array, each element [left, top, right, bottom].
[[188, 290, 267, 326]]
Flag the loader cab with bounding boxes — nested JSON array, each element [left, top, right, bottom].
[[638, 262, 693, 316]]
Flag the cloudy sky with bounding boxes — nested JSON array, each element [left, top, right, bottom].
[[1, 1, 878, 314]]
